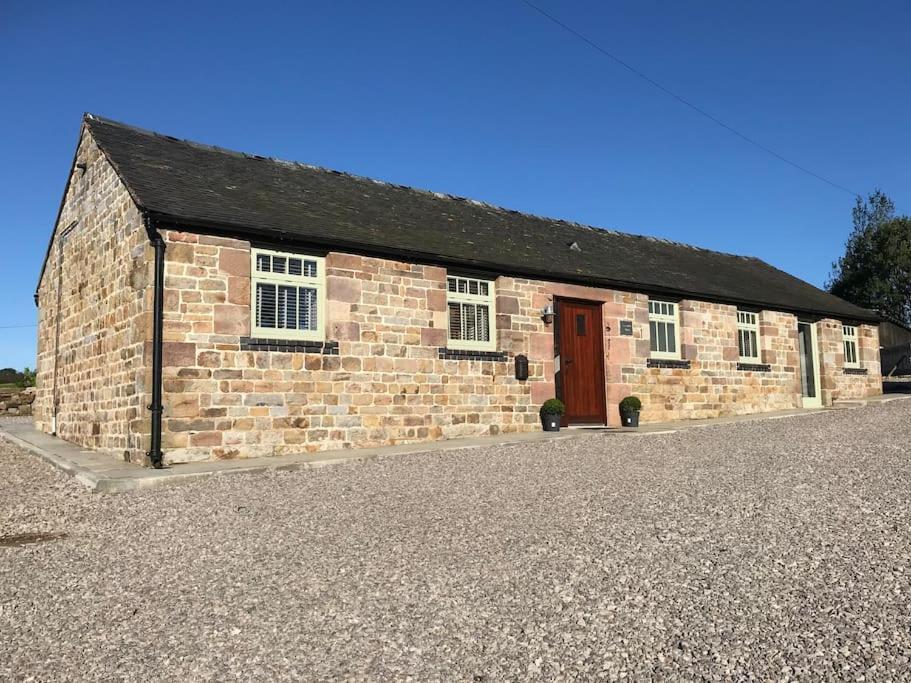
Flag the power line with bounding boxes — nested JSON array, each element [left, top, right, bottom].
[[0, 324, 37, 329], [519, 0, 860, 197]]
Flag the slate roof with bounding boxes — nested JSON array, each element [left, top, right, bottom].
[[78, 114, 876, 321]]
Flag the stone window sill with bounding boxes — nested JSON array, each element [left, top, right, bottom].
[[647, 358, 691, 370], [843, 367, 868, 375], [239, 337, 339, 354], [438, 348, 508, 362], [737, 362, 771, 372]]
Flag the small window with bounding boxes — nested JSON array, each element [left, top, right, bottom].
[[251, 248, 325, 341], [446, 275, 496, 351], [648, 299, 680, 359], [843, 325, 860, 368], [736, 310, 761, 362], [576, 314, 587, 336]]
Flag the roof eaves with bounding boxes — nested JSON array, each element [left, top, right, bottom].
[[78, 115, 883, 325], [146, 210, 881, 324], [744, 256, 879, 321]]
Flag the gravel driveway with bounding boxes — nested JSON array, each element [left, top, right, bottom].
[[2, 401, 911, 681]]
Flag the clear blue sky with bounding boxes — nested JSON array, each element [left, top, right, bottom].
[[2, 1, 909, 370]]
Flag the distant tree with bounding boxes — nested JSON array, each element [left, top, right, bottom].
[[0, 368, 23, 385], [828, 191, 911, 325], [852, 190, 896, 237], [16, 367, 36, 388]]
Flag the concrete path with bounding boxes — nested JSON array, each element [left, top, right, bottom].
[[0, 419, 576, 493], [3, 390, 909, 493]]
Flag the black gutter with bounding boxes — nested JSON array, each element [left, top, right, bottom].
[[144, 214, 165, 469]]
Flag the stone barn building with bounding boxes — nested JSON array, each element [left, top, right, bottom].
[[34, 115, 883, 466]]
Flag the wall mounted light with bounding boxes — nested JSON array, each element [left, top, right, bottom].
[[541, 303, 555, 325]]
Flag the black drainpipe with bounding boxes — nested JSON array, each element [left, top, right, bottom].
[[144, 214, 165, 468], [51, 231, 66, 435]]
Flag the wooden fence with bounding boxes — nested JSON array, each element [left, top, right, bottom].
[[881, 343, 911, 377]]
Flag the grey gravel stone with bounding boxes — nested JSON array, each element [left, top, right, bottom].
[[2, 401, 910, 681]]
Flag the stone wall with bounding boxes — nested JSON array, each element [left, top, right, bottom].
[[34, 128, 151, 462], [491, 283, 813, 425], [155, 233, 883, 463], [625, 304, 803, 422], [819, 319, 882, 402], [0, 387, 36, 416], [158, 231, 544, 463]]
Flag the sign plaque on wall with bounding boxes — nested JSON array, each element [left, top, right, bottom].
[[619, 320, 634, 336]]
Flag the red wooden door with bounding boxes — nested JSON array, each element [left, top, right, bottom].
[[556, 300, 607, 425]]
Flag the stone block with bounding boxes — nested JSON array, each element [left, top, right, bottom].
[[197, 351, 221, 368], [243, 393, 284, 407], [530, 381, 556, 405], [189, 431, 223, 447], [163, 342, 196, 367], [722, 346, 739, 362], [530, 333, 553, 360], [327, 276, 361, 303], [168, 418, 215, 432], [331, 321, 360, 341], [213, 304, 249, 335], [341, 357, 362, 371], [426, 288, 446, 312], [496, 295, 520, 315], [328, 253, 363, 271], [227, 276, 249, 305], [168, 242, 196, 264], [198, 234, 247, 249], [219, 248, 249, 276], [165, 395, 199, 418], [423, 265, 447, 283], [421, 327, 447, 347]]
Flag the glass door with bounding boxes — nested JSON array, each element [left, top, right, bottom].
[[797, 321, 822, 408]]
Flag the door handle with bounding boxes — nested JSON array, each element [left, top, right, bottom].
[[565, 358, 574, 364]]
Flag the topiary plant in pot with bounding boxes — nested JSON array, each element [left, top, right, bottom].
[[619, 396, 642, 427], [539, 398, 565, 432]]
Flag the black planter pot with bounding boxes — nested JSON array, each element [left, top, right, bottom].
[[620, 410, 640, 428], [541, 413, 561, 432]]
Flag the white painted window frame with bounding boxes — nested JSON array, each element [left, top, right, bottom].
[[648, 299, 681, 360], [446, 274, 497, 351], [843, 324, 860, 368], [736, 310, 762, 362], [250, 247, 326, 341]]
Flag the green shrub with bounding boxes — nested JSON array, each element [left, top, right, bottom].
[[15, 367, 36, 389], [619, 396, 641, 412], [539, 398, 565, 416]]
